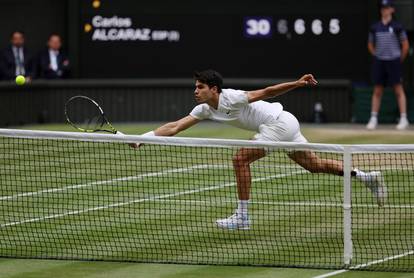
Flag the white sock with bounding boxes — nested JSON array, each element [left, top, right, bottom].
[[370, 112, 378, 118], [400, 113, 407, 119], [353, 168, 371, 182], [237, 200, 249, 216]]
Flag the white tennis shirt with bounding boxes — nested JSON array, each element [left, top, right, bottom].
[[190, 88, 283, 132]]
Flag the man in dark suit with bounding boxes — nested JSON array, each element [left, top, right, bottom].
[[38, 34, 70, 79], [0, 31, 35, 80]]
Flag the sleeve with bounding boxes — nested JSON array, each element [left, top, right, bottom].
[[398, 26, 408, 42], [368, 24, 375, 44], [222, 89, 248, 109], [190, 104, 209, 120]]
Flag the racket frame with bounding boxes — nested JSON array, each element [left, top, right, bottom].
[[65, 95, 117, 134]]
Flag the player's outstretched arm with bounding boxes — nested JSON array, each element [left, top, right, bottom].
[[247, 74, 318, 103], [152, 115, 200, 136], [129, 115, 200, 149]]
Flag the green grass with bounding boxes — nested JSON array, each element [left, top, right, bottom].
[[1, 123, 414, 277]]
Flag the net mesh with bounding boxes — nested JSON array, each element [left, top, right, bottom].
[[0, 129, 413, 271]]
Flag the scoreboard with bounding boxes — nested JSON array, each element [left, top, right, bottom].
[[79, 0, 371, 80]]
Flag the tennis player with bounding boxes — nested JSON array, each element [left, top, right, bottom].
[[139, 70, 387, 230]]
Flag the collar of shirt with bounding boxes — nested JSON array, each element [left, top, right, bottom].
[[48, 49, 59, 56], [12, 46, 23, 59], [48, 49, 59, 71]]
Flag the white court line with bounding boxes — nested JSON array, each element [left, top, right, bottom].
[[312, 250, 414, 278], [1, 163, 410, 202], [147, 199, 414, 209], [0, 164, 299, 201], [312, 270, 348, 278], [1, 170, 306, 228], [0, 164, 227, 201], [349, 250, 414, 269]]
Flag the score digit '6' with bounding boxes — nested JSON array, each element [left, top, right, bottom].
[[312, 19, 323, 35]]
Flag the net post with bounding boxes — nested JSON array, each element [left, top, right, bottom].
[[343, 146, 353, 267]]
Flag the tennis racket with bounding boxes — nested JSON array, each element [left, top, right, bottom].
[[65, 95, 139, 148], [65, 95, 118, 134]]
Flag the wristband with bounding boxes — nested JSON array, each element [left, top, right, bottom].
[[142, 131, 155, 136]]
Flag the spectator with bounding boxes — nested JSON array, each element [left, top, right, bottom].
[[0, 31, 35, 81], [38, 33, 70, 79], [366, 0, 410, 130]]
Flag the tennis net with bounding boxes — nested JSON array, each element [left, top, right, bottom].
[[0, 129, 413, 271]]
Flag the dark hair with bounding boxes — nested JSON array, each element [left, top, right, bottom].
[[10, 30, 24, 38], [379, 0, 394, 8], [48, 33, 61, 40], [194, 69, 223, 93]]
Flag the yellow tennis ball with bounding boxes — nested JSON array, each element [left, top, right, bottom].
[[15, 75, 26, 85]]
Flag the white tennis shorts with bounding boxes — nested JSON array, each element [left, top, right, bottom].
[[253, 111, 308, 143]]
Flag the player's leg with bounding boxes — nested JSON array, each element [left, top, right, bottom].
[[288, 150, 387, 206], [288, 150, 342, 175], [216, 148, 265, 230], [394, 84, 407, 114], [394, 84, 409, 129], [367, 59, 386, 130], [388, 59, 409, 130], [233, 148, 266, 200], [283, 110, 387, 206], [367, 85, 384, 130]]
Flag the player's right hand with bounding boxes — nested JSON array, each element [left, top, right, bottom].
[[115, 131, 142, 149], [128, 142, 141, 149]]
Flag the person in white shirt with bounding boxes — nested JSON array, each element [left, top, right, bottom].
[[138, 70, 387, 230], [38, 34, 70, 79]]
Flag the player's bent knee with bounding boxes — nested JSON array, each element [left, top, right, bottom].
[[232, 155, 248, 167]]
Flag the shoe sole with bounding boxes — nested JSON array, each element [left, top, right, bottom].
[[216, 222, 250, 230]]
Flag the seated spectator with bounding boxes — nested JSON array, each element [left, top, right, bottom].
[[0, 31, 35, 81], [38, 34, 70, 79]]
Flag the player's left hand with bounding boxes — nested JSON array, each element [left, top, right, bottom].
[[298, 74, 318, 87]]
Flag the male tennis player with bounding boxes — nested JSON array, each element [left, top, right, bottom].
[[139, 69, 387, 230]]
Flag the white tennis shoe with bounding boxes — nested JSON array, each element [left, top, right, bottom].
[[364, 171, 387, 207], [216, 212, 250, 230], [396, 117, 409, 130], [366, 117, 378, 130]]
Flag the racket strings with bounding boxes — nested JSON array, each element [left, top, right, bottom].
[[65, 97, 107, 132], [84, 115, 105, 130]]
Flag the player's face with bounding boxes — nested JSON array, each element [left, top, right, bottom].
[[194, 81, 216, 103]]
